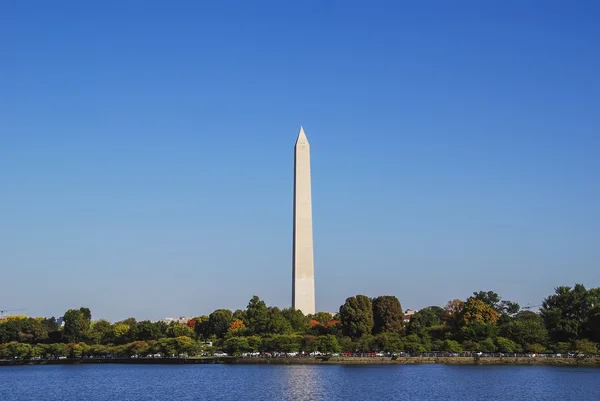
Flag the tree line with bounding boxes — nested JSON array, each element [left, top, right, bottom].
[[1, 283, 599, 359]]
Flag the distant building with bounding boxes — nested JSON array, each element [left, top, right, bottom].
[[163, 316, 195, 325], [57, 316, 65, 327], [403, 309, 418, 324]]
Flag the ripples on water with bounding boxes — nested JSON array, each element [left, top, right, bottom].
[[1, 364, 599, 401]]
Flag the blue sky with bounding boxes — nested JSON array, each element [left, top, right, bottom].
[[1, 1, 599, 322]]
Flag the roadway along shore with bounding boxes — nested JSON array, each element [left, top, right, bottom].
[[2, 356, 599, 367]]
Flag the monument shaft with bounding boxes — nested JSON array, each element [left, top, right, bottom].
[[292, 127, 315, 315]]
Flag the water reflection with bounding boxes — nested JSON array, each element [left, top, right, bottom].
[[1, 364, 600, 401], [279, 365, 329, 401]]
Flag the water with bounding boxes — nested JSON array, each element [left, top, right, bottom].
[[1, 364, 599, 401]]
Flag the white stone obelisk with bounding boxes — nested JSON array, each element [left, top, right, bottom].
[[292, 126, 316, 315]]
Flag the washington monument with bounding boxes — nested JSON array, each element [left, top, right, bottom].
[[292, 126, 315, 315]]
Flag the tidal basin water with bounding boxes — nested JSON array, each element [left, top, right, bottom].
[[2, 364, 599, 401]]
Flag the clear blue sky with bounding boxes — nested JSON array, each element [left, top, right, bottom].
[[1, 1, 599, 322]]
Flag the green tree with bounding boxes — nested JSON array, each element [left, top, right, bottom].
[[454, 297, 501, 341], [503, 311, 548, 347], [68, 342, 89, 358], [302, 335, 317, 352], [62, 308, 92, 343], [403, 335, 426, 353], [20, 319, 49, 344], [156, 338, 177, 356], [41, 317, 59, 336], [425, 324, 449, 342], [88, 344, 109, 357], [174, 336, 198, 355], [50, 343, 69, 357], [458, 322, 498, 342], [472, 290, 520, 317], [261, 334, 302, 352], [246, 296, 270, 335], [373, 333, 404, 352], [110, 344, 128, 357], [39, 344, 55, 357], [338, 336, 355, 352], [166, 323, 195, 338], [194, 316, 210, 339], [441, 339, 463, 353], [282, 308, 310, 332], [232, 309, 247, 325], [549, 342, 570, 354], [89, 319, 113, 344], [246, 335, 262, 352], [310, 312, 333, 326], [0, 318, 50, 344], [478, 338, 497, 352], [112, 323, 132, 344], [224, 336, 250, 355], [355, 334, 375, 352], [571, 339, 598, 355], [372, 296, 403, 334], [339, 295, 374, 339], [585, 305, 600, 342], [0, 318, 19, 337], [524, 343, 546, 354], [0, 319, 21, 343], [128, 341, 151, 356], [541, 284, 599, 342], [137, 320, 167, 341], [495, 337, 519, 353], [207, 309, 233, 338], [267, 307, 292, 334], [408, 306, 445, 335], [315, 335, 341, 353], [0, 342, 32, 358]]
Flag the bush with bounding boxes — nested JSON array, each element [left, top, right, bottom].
[[479, 338, 497, 353], [524, 343, 546, 354], [404, 342, 426, 353], [495, 337, 517, 353], [441, 340, 463, 353], [572, 339, 598, 355]]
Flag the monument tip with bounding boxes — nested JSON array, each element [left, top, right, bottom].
[[296, 126, 308, 144]]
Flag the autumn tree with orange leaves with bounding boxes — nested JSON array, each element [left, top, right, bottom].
[[228, 319, 246, 334], [459, 298, 501, 327], [443, 299, 465, 330]]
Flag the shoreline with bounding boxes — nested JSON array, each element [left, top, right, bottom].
[[2, 356, 599, 367]]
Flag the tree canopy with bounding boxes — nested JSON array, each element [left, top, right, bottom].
[[339, 295, 374, 339], [1, 284, 599, 359]]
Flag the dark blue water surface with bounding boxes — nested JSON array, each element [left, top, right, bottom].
[[1, 364, 599, 401]]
